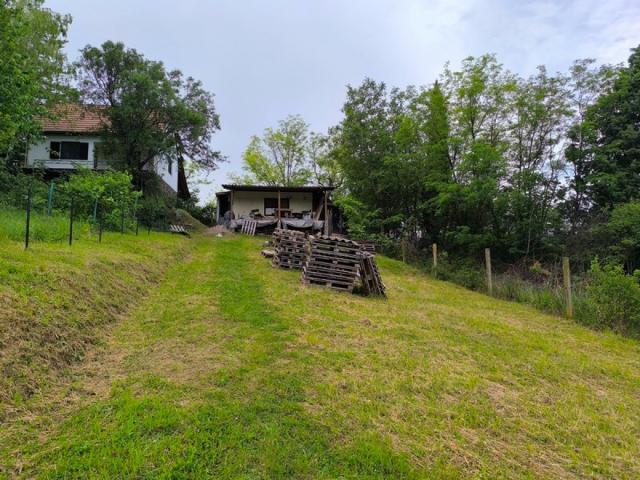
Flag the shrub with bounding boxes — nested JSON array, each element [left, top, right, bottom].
[[578, 259, 640, 334], [176, 196, 217, 227], [61, 169, 141, 229], [601, 201, 640, 272], [431, 252, 485, 291], [138, 196, 171, 232]]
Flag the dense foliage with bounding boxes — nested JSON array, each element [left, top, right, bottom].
[[330, 50, 640, 271], [235, 115, 342, 187], [0, 0, 72, 166], [0, 2, 222, 228], [74, 41, 223, 199]]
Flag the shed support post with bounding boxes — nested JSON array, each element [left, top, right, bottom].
[[323, 191, 329, 236]]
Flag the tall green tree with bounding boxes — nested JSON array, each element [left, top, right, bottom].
[[504, 67, 569, 258], [75, 41, 222, 194], [171, 75, 223, 200], [415, 81, 452, 243], [76, 41, 178, 188], [0, 0, 71, 164], [308, 128, 343, 188], [338, 79, 405, 235], [439, 55, 515, 254], [585, 46, 640, 210], [236, 115, 311, 186], [563, 59, 618, 231]]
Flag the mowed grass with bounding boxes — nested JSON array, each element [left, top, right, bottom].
[[2, 235, 640, 478], [0, 224, 188, 421]]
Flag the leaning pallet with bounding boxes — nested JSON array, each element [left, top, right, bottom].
[[359, 252, 386, 296], [302, 235, 362, 292], [272, 228, 307, 270], [241, 218, 258, 236], [169, 224, 191, 237], [355, 240, 376, 254]]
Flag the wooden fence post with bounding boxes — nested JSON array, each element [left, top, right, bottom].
[[485, 248, 493, 295], [432, 243, 438, 274], [562, 256, 573, 319]]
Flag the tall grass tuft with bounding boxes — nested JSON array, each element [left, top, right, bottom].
[[422, 250, 640, 337], [0, 209, 90, 243]]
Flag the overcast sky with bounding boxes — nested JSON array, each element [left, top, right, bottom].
[[45, 0, 640, 203]]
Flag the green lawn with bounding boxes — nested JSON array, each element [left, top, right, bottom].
[[2, 235, 640, 478]]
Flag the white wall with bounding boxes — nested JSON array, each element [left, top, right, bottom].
[[232, 191, 314, 218], [26, 135, 103, 170], [27, 134, 178, 193], [153, 154, 179, 193]]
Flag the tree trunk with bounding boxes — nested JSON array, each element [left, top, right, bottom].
[[177, 154, 191, 201]]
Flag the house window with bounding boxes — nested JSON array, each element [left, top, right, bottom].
[[264, 197, 289, 216], [49, 141, 89, 160]]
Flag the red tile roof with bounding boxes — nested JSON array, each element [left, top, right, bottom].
[[41, 104, 109, 133]]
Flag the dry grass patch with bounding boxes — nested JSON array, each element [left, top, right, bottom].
[[0, 232, 188, 421]]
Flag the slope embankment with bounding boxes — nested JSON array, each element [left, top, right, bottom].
[[0, 232, 189, 421]]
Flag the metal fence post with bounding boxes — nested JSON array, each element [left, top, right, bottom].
[[69, 195, 74, 246], [25, 186, 32, 250], [120, 200, 125, 234], [92, 197, 98, 225], [47, 181, 55, 216], [98, 199, 104, 243], [134, 198, 139, 236]]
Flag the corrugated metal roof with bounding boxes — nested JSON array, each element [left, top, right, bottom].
[[221, 184, 334, 193], [41, 104, 109, 133]]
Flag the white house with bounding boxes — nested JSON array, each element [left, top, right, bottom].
[[25, 104, 178, 193]]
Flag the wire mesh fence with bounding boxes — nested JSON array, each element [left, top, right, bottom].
[[0, 179, 172, 248]]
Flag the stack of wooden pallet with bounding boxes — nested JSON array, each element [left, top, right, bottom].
[[302, 235, 361, 292], [359, 252, 386, 296], [355, 240, 376, 254], [272, 228, 307, 270]]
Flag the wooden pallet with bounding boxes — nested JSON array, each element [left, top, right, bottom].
[[359, 252, 386, 297], [169, 224, 191, 237], [241, 219, 258, 236], [272, 228, 307, 270], [355, 240, 376, 254], [302, 235, 361, 292]]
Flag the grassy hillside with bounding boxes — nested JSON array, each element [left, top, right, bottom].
[[2, 235, 640, 478], [0, 228, 188, 422]]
